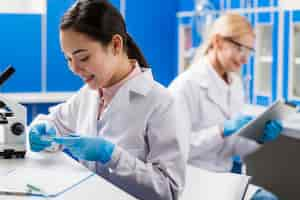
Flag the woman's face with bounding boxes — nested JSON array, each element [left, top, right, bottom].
[[216, 33, 255, 73], [60, 29, 118, 90]]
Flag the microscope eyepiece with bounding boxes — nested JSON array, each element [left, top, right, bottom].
[[0, 65, 15, 87]]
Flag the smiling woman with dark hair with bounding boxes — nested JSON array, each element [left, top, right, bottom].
[[27, 1, 188, 199]]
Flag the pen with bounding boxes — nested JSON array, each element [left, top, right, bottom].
[[26, 184, 46, 193], [0, 184, 49, 197], [0, 190, 43, 197], [26, 184, 50, 198]]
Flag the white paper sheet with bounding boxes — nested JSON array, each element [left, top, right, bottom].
[[181, 166, 251, 200], [0, 151, 94, 197], [0, 167, 15, 176]]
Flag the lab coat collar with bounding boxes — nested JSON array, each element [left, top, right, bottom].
[[105, 68, 155, 114], [192, 57, 231, 117], [127, 68, 154, 96], [188, 61, 209, 88], [190, 57, 232, 89]]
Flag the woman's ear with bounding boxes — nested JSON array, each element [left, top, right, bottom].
[[111, 34, 123, 56], [212, 34, 223, 50]]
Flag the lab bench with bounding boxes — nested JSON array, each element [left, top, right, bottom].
[[0, 151, 138, 200]]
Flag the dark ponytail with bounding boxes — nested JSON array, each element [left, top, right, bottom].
[[126, 33, 148, 68], [60, 0, 149, 68]]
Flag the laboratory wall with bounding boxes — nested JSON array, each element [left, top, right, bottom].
[[0, 0, 179, 123], [4, 0, 300, 120], [1, 0, 178, 92], [0, 13, 42, 92], [177, 0, 300, 107]]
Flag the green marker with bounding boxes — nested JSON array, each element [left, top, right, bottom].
[[26, 184, 49, 199], [26, 184, 42, 193]]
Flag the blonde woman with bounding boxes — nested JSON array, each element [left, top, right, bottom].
[[169, 14, 282, 200]]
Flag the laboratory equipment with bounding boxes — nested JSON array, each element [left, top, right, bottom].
[[0, 66, 26, 159]]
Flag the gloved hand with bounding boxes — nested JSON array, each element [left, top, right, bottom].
[[258, 120, 282, 144], [29, 122, 56, 152], [231, 155, 243, 174], [53, 134, 115, 164], [223, 115, 253, 137], [252, 188, 278, 200]]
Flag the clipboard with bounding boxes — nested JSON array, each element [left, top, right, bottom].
[[237, 100, 296, 141]]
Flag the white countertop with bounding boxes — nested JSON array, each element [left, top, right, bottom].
[[1, 92, 75, 104], [0, 151, 137, 200]]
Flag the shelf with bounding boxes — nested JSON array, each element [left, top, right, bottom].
[[279, 0, 300, 10], [294, 57, 300, 65], [290, 93, 300, 101], [254, 91, 271, 97], [255, 59, 272, 96], [259, 56, 273, 63], [0, 0, 46, 14], [0, 92, 76, 104], [291, 84, 300, 98]]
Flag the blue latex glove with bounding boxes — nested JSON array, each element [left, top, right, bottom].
[[223, 115, 253, 137], [231, 155, 243, 174], [251, 188, 278, 200], [258, 120, 282, 144], [29, 122, 56, 152], [53, 135, 115, 164]]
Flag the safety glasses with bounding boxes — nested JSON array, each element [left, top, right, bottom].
[[223, 37, 255, 56]]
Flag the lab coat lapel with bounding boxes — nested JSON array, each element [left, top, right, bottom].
[[206, 80, 230, 117], [102, 69, 154, 118], [193, 59, 230, 117], [128, 69, 154, 96], [227, 74, 245, 117], [100, 82, 130, 121]]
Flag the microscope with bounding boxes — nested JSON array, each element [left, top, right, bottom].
[[0, 66, 26, 159]]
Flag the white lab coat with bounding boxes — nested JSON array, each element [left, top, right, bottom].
[[31, 69, 188, 200], [169, 58, 260, 172]]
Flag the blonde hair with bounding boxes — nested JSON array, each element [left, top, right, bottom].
[[193, 13, 254, 64]]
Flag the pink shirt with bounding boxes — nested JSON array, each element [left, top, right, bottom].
[[98, 61, 142, 118]]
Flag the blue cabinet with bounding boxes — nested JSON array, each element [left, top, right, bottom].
[[0, 14, 42, 92], [110, 0, 121, 10], [126, 0, 177, 86], [46, 0, 82, 92], [283, 11, 300, 105], [250, 11, 279, 106], [257, 0, 272, 7], [177, 0, 194, 12], [231, 0, 241, 9]]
